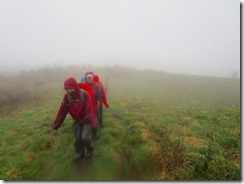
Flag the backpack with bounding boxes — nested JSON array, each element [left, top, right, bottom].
[[67, 90, 84, 104], [67, 90, 86, 121], [95, 84, 102, 101]]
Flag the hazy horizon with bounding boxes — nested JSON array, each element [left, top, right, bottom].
[[0, 0, 240, 78]]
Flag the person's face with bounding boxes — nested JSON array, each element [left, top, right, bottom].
[[86, 77, 93, 83], [65, 88, 75, 94]]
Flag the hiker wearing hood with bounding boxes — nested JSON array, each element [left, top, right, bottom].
[[94, 75, 109, 128], [83, 71, 100, 136], [52, 77, 97, 160]]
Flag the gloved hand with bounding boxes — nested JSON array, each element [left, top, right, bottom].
[[92, 121, 97, 129], [52, 123, 59, 130]]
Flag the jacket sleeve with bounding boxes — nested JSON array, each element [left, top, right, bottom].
[[101, 83, 109, 108], [84, 91, 97, 129], [52, 93, 69, 130]]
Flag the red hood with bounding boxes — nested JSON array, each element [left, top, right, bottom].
[[93, 75, 99, 82], [64, 77, 80, 97], [64, 77, 79, 89]]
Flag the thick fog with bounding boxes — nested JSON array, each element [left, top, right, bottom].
[[0, 0, 240, 77]]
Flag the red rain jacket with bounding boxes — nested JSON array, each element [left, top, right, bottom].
[[52, 77, 97, 130], [96, 81, 109, 109]]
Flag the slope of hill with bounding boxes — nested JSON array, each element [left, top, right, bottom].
[[0, 65, 240, 180]]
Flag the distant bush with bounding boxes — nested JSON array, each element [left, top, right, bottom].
[[0, 74, 37, 110], [0, 66, 66, 112]]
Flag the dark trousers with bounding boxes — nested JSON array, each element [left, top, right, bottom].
[[96, 106, 103, 128], [73, 123, 93, 154]]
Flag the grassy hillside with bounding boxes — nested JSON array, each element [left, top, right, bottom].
[[0, 65, 240, 180]]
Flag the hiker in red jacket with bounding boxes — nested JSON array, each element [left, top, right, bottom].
[[52, 77, 97, 160], [83, 71, 101, 135], [93, 75, 109, 128]]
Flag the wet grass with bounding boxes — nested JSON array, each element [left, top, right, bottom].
[[0, 66, 240, 181]]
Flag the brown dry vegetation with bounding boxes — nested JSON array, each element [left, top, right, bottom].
[[0, 65, 92, 112]]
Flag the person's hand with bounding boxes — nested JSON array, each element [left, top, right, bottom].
[[52, 123, 59, 130], [92, 121, 97, 130]]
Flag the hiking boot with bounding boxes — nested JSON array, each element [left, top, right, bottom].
[[73, 154, 82, 161], [73, 149, 85, 161], [86, 147, 94, 158]]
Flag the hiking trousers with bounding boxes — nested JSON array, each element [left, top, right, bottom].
[[73, 123, 93, 154], [96, 106, 103, 128]]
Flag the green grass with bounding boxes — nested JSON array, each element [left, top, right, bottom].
[[0, 66, 240, 180]]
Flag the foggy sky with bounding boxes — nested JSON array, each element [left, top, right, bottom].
[[0, 0, 240, 77]]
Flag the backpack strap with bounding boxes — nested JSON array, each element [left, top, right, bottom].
[[67, 93, 71, 104], [96, 84, 102, 100], [79, 90, 84, 101], [67, 90, 84, 104], [98, 84, 102, 95]]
